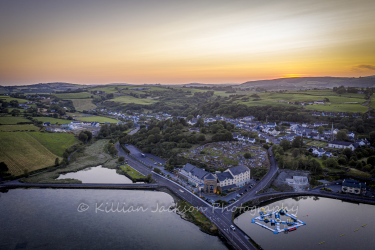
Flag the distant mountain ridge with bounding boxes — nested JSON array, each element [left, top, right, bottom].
[[238, 76, 375, 91], [1, 76, 375, 94]]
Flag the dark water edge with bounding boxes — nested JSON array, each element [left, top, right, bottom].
[[0, 188, 227, 250], [234, 196, 375, 250]]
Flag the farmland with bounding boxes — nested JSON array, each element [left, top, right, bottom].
[[27, 132, 78, 157], [32, 117, 72, 124], [0, 132, 61, 176], [0, 96, 28, 103], [0, 116, 32, 124], [0, 124, 40, 132], [110, 95, 156, 105], [68, 98, 96, 111], [234, 89, 368, 113], [54, 92, 92, 99], [23, 139, 115, 183], [75, 116, 118, 123]]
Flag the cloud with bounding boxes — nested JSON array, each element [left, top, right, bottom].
[[352, 64, 375, 71]]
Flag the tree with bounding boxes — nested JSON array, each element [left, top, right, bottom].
[[196, 118, 204, 128], [292, 148, 300, 158], [79, 130, 92, 143], [153, 167, 162, 174], [0, 162, 8, 172], [338, 156, 347, 165], [324, 158, 339, 169], [118, 156, 125, 163], [367, 156, 375, 166], [186, 115, 194, 121], [343, 148, 353, 159], [292, 136, 304, 148], [197, 134, 205, 141], [54, 158, 60, 166], [336, 130, 348, 141], [11, 109, 21, 116], [244, 152, 251, 159], [317, 126, 324, 135], [78, 132, 88, 143], [280, 139, 290, 151], [106, 143, 117, 156]]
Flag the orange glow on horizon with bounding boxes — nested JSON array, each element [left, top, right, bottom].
[[1, 0, 375, 85]]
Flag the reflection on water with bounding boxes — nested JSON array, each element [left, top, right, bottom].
[[234, 196, 375, 250], [57, 165, 133, 183], [0, 189, 227, 250]]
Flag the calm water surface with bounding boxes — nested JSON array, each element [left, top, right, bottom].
[[57, 165, 133, 183], [234, 196, 375, 250], [0, 189, 227, 250]]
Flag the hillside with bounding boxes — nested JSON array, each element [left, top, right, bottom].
[[238, 77, 375, 91], [0, 82, 95, 94]]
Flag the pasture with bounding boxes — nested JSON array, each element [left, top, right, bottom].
[[0, 96, 28, 103], [27, 132, 78, 157], [0, 132, 60, 176], [54, 92, 92, 99], [233, 89, 368, 113], [75, 116, 118, 123], [110, 95, 156, 105], [0, 116, 31, 124], [32, 117, 72, 124], [68, 98, 96, 111], [0, 124, 40, 132]]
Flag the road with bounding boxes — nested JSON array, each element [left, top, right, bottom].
[[115, 142, 262, 249]]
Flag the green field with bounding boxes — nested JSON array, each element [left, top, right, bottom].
[[120, 164, 145, 180], [0, 124, 40, 132], [233, 89, 368, 113], [110, 95, 156, 105], [0, 132, 60, 176], [54, 92, 92, 99], [0, 96, 28, 103], [68, 98, 96, 111], [305, 104, 367, 113], [75, 116, 118, 123], [27, 132, 78, 157], [347, 168, 371, 178], [0, 116, 32, 124], [32, 117, 72, 124]]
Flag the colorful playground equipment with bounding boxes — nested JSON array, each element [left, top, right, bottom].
[[251, 207, 306, 234]]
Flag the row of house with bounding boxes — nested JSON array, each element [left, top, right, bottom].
[[178, 163, 251, 194]]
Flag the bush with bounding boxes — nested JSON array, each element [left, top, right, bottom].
[[154, 167, 162, 174]]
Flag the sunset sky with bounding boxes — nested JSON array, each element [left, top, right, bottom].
[[1, 0, 375, 85]]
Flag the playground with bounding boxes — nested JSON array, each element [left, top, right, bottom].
[[251, 207, 306, 234]]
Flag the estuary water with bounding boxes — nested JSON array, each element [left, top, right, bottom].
[[234, 196, 375, 250], [57, 165, 133, 183], [0, 189, 226, 250]]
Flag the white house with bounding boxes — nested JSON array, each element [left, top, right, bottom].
[[225, 165, 251, 187], [328, 141, 358, 150]]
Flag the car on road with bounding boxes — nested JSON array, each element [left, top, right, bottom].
[[230, 225, 236, 231], [236, 194, 241, 198]]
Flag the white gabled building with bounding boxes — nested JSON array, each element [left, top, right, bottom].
[[225, 165, 251, 187]]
